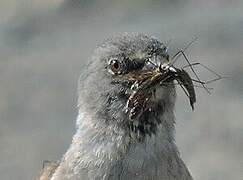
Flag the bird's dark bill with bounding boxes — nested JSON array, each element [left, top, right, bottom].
[[123, 67, 196, 120], [174, 69, 196, 110]]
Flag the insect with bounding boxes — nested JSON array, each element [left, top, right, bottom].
[[125, 37, 223, 120], [159, 63, 196, 110]]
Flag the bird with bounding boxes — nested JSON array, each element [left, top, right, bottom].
[[39, 33, 193, 180]]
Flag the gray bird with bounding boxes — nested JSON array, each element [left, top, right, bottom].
[[39, 33, 193, 180]]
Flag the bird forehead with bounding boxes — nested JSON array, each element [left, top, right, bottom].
[[100, 34, 166, 58], [129, 50, 149, 60]]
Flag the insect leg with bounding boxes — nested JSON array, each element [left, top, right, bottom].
[[191, 78, 206, 84], [173, 50, 211, 94], [160, 82, 213, 90], [171, 36, 198, 65], [182, 62, 225, 84]]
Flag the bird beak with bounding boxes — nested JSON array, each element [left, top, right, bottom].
[[113, 67, 171, 120], [113, 64, 196, 120], [114, 67, 168, 91]]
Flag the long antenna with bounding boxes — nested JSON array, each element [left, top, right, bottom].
[[182, 62, 226, 84], [170, 36, 198, 65]]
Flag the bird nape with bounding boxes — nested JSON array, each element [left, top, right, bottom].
[[39, 33, 197, 180]]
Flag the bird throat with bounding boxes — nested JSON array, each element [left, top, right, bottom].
[[126, 100, 166, 141]]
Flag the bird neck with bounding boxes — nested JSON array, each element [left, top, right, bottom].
[[72, 107, 176, 158], [52, 109, 182, 180]]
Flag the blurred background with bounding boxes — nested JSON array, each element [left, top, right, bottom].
[[0, 0, 242, 179]]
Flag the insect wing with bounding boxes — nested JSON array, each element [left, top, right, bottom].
[[177, 69, 196, 110], [126, 90, 152, 120]]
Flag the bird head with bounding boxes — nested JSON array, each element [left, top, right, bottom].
[[78, 33, 176, 140]]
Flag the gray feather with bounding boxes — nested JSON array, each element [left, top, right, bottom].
[[49, 33, 193, 180]]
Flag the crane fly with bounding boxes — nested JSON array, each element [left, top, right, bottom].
[[125, 38, 224, 120]]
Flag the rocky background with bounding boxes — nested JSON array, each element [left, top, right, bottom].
[[0, 0, 242, 179]]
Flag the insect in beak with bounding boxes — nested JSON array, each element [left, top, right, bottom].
[[168, 67, 196, 110], [124, 63, 196, 121], [116, 38, 223, 120]]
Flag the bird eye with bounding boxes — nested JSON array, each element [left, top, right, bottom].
[[109, 59, 121, 74]]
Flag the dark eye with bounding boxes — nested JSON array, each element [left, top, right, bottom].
[[109, 59, 121, 74]]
